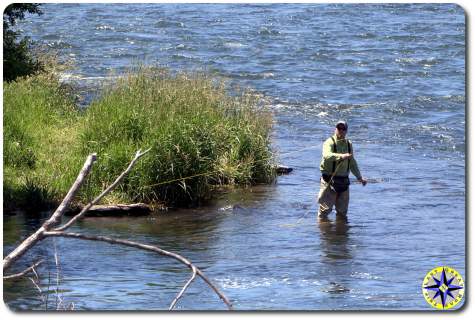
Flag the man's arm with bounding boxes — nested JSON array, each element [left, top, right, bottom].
[[349, 157, 362, 180], [349, 145, 367, 186]]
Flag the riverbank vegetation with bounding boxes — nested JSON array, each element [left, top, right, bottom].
[[3, 66, 276, 212]]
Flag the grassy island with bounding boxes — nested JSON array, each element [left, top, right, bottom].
[[3, 67, 276, 212]]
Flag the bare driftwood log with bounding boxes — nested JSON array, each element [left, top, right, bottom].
[[66, 203, 152, 217], [3, 149, 233, 310]]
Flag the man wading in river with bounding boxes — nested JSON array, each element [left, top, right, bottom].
[[317, 120, 367, 221]]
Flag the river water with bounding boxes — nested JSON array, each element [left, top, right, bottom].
[[4, 3, 465, 310]]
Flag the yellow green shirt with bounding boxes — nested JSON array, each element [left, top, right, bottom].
[[319, 134, 362, 179]]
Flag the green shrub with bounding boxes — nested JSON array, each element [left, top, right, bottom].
[[3, 66, 276, 210], [77, 67, 276, 206]]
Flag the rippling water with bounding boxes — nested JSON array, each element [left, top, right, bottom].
[[4, 3, 465, 310]]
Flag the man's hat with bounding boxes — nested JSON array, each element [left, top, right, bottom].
[[336, 120, 348, 130]]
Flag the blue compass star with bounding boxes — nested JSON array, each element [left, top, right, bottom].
[[424, 268, 463, 308]]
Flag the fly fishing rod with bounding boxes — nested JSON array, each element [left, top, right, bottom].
[[351, 177, 389, 184], [280, 159, 346, 228], [279, 159, 387, 229], [319, 159, 345, 195]]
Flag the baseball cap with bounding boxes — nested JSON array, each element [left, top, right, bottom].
[[336, 120, 348, 130]]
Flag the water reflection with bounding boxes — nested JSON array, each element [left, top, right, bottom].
[[3, 213, 53, 274], [317, 216, 352, 295], [3, 212, 49, 247], [3, 184, 279, 310], [317, 216, 351, 261]]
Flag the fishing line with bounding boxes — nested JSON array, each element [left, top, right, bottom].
[[279, 159, 346, 228], [279, 210, 314, 229], [141, 144, 321, 189], [135, 142, 385, 228], [279, 169, 388, 229], [140, 143, 386, 190]]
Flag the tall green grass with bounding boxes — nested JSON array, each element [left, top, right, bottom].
[[3, 66, 276, 211], [3, 72, 82, 211]]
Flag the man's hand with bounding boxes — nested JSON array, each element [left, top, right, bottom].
[[358, 177, 367, 186], [340, 153, 352, 160]]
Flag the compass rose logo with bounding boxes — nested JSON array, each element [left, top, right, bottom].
[[422, 266, 464, 310]]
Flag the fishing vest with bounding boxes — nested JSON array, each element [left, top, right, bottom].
[[323, 137, 351, 193], [330, 136, 352, 174]]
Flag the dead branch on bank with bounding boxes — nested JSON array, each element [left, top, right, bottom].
[[3, 259, 44, 280], [3, 149, 233, 310]]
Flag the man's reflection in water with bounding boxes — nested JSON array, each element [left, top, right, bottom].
[[318, 215, 351, 259], [317, 216, 352, 294]]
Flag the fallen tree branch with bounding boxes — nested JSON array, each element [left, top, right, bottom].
[[3, 154, 97, 271], [42, 231, 233, 310], [169, 265, 197, 310], [3, 260, 44, 280], [55, 148, 151, 231], [4, 148, 232, 310], [28, 276, 46, 307]]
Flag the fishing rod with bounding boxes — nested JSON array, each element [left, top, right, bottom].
[[141, 144, 322, 189], [280, 159, 346, 228], [318, 159, 346, 195], [280, 160, 387, 229], [351, 177, 389, 184], [141, 144, 386, 191]]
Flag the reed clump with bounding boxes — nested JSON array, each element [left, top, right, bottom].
[[3, 66, 276, 211]]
